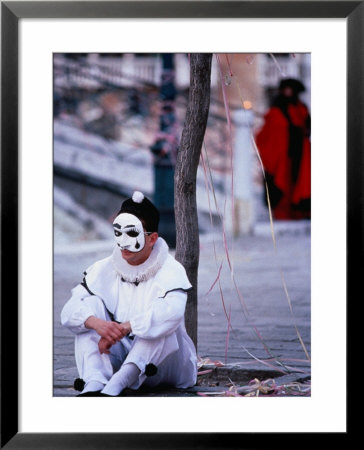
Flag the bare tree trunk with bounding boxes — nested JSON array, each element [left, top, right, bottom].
[[174, 54, 212, 348]]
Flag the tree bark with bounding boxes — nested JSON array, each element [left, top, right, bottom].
[[174, 54, 212, 348]]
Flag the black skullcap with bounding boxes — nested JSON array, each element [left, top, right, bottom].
[[117, 191, 160, 233]]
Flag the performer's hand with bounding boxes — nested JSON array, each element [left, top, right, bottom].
[[85, 316, 125, 344], [119, 321, 132, 338], [98, 323, 132, 354], [98, 337, 112, 354]]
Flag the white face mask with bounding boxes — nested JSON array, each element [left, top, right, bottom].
[[112, 213, 146, 253]]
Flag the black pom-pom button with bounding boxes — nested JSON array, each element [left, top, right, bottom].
[[144, 363, 158, 377], [74, 378, 85, 392]]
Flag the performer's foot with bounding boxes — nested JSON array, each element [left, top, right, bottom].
[[101, 363, 140, 396], [77, 390, 126, 397], [77, 380, 105, 396], [77, 390, 102, 397]]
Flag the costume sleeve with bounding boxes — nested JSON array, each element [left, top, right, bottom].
[[60, 284, 99, 334], [129, 289, 187, 339]]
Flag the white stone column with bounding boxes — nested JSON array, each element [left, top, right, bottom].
[[227, 107, 255, 236]]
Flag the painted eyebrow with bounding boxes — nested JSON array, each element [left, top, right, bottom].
[[113, 224, 139, 230]]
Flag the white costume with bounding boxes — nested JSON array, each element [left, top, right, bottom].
[[61, 237, 197, 394]]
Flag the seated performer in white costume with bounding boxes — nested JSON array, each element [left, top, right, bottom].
[[61, 191, 197, 396]]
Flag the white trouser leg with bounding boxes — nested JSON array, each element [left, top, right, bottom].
[[74, 296, 128, 388], [75, 330, 114, 386], [121, 333, 180, 390], [101, 362, 140, 396]]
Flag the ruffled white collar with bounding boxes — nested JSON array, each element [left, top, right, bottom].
[[112, 237, 169, 283]]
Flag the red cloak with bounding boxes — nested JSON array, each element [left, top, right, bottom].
[[255, 101, 311, 220]]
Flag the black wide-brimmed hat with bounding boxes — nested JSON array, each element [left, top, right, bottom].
[[279, 78, 305, 93], [117, 191, 160, 233]]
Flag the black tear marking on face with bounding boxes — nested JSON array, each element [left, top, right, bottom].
[[135, 241, 140, 249]]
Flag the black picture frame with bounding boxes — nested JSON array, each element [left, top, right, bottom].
[[1, 1, 358, 448]]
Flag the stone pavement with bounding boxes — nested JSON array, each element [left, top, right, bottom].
[[54, 221, 311, 397]]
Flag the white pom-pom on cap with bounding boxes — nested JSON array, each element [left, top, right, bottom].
[[132, 191, 144, 203]]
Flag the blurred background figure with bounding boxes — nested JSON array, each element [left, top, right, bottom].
[[255, 78, 311, 220]]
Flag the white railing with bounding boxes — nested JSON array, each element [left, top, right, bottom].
[[54, 53, 218, 90]]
